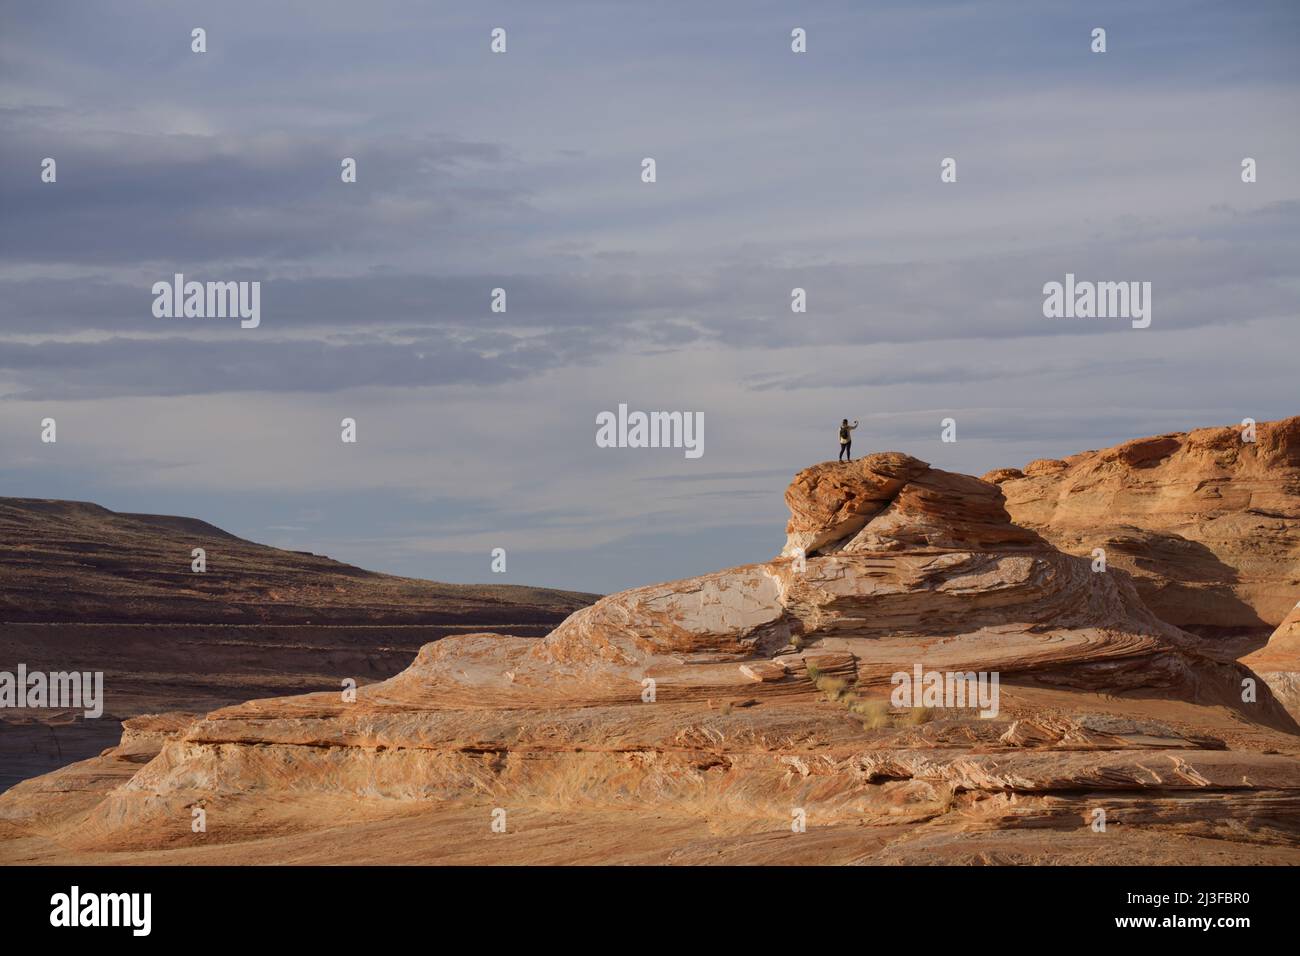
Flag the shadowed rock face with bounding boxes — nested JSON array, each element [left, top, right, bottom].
[[3, 451, 1298, 866], [987, 416, 1300, 637]]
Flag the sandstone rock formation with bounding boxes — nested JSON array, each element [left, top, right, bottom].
[[1242, 602, 1300, 720], [986, 417, 1300, 638], [785, 455, 1044, 556], [4, 450, 1295, 865]]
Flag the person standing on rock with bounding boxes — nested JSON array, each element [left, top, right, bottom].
[[838, 418, 858, 462]]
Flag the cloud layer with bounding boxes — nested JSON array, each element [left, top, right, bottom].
[[1, 0, 1297, 592]]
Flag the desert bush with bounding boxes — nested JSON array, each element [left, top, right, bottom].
[[815, 675, 848, 703], [899, 706, 934, 726], [852, 698, 891, 730]]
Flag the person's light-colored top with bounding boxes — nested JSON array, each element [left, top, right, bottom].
[[839, 421, 858, 444]]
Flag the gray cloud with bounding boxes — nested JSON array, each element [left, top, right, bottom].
[[0, 124, 521, 267], [2, 204, 1296, 400], [0, 0, 1296, 592]]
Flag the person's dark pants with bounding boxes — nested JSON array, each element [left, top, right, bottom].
[[839, 441, 851, 461]]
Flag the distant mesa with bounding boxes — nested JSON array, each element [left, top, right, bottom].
[[0, 498, 596, 792], [0, 497, 594, 626]]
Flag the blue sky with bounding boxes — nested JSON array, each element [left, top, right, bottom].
[[1, 1, 1297, 593]]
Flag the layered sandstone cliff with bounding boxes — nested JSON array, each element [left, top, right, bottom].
[[1242, 603, 1300, 719], [3, 451, 1295, 865], [986, 417, 1300, 637]]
